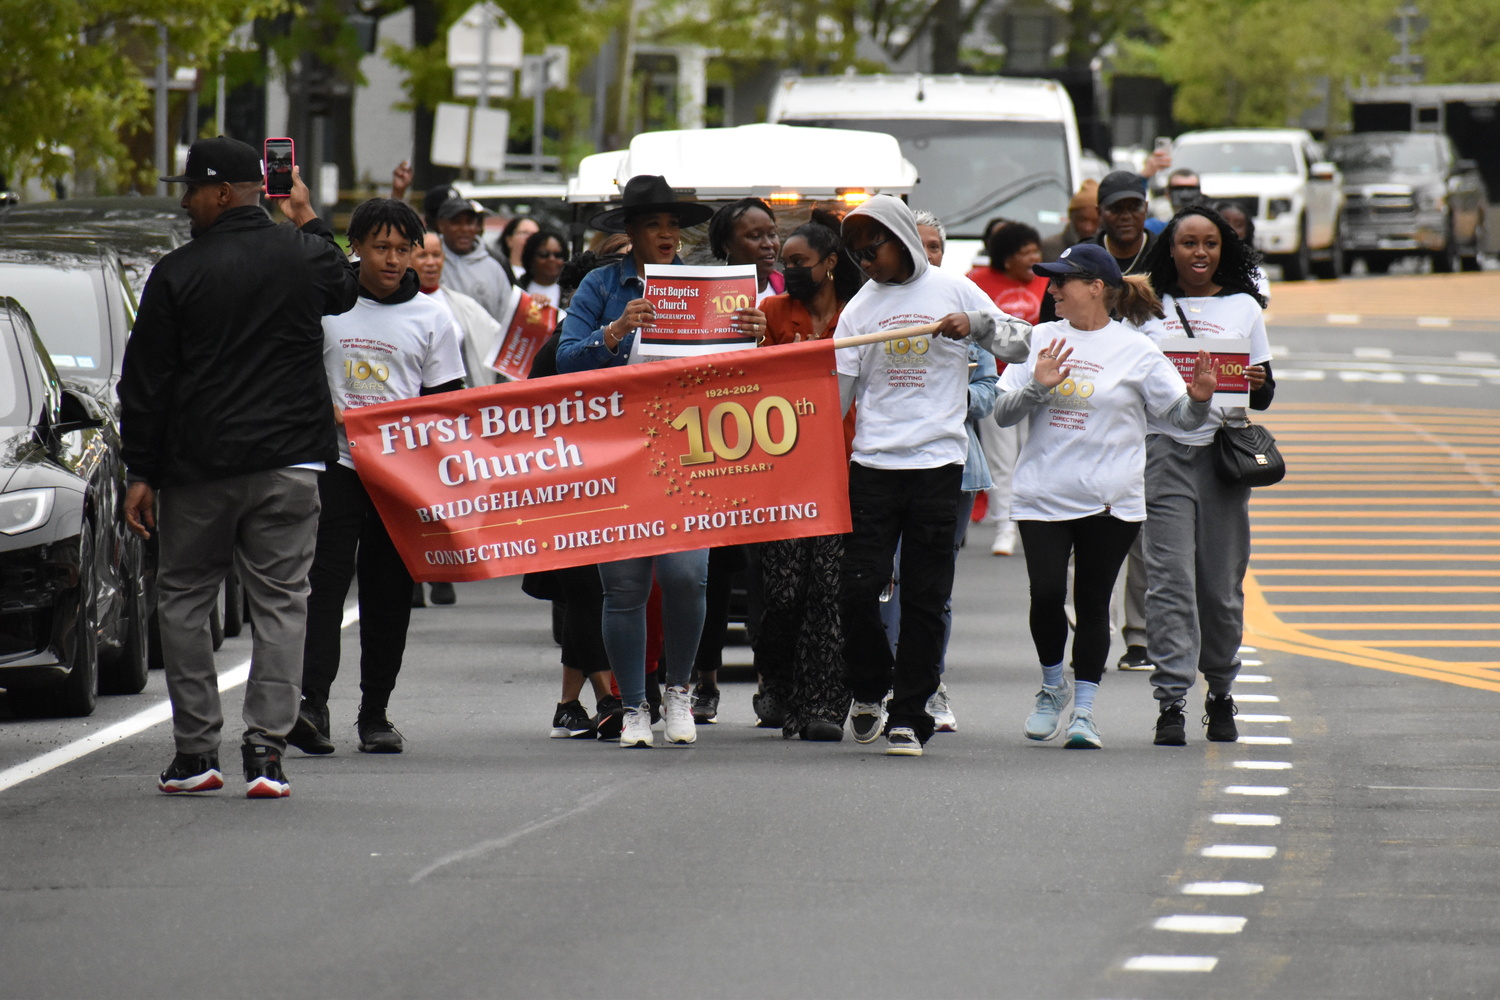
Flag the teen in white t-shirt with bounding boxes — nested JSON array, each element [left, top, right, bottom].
[[290, 199, 467, 759], [995, 242, 1214, 752]]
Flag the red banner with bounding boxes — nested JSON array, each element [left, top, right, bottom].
[[342, 339, 850, 581]]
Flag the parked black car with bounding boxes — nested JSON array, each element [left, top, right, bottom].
[[0, 239, 157, 688], [0, 196, 188, 295], [1328, 131, 1486, 274], [0, 298, 148, 716]]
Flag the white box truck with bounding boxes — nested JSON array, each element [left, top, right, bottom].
[[768, 73, 1084, 273]]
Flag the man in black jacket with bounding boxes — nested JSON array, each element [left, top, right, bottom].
[[119, 136, 360, 799]]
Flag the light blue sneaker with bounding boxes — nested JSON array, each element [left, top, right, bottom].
[[1064, 708, 1103, 749], [1023, 678, 1072, 741]]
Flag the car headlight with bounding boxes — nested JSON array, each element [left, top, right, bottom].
[[1266, 198, 1293, 220], [1416, 186, 1445, 212], [0, 488, 55, 535]]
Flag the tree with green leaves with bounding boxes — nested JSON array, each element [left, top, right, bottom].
[[1, 0, 284, 190]]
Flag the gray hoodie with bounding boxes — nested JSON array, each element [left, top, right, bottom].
[[442, 242, 512, 323], [837, 195, 1031, 413]]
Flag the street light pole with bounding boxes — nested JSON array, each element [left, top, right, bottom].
[[155, 25, 169, 196]]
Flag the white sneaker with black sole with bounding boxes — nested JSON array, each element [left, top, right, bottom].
[[849, 701, 885, 743], [619, 703, 653, 748], [885, 727, 923, 756], [663, 684, 697, 745]]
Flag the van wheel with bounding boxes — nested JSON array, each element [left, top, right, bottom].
[[1431, 219, 1459, 273], [1312, 228, 1343, 280]]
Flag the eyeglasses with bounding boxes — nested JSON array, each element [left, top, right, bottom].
[[849, 237, 889, 265]]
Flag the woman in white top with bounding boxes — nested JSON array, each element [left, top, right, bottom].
[[1140, 204, 1275, 746], [995, 243, 1216, 749], [516, 228, 567, 310]]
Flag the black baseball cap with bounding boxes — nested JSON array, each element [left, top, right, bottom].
[[160, 136, 264, 185], [423, 184, 457, 222], [1097, 170, 1149, 209], [436, 196, 488, 221]]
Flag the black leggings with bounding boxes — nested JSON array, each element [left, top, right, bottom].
[[1017, 516, 1141, 684]]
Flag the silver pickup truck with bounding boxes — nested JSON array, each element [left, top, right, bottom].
[[1328, 131, 1486, 274]]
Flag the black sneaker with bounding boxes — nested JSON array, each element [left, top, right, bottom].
[[158, 751, 223, 794], [411, 582, 427, 608], [752, 690, 786, 729], [287, 699, 335, 755], [1118, 645, 1153, 671], [593, 695, 624, 741], [429, 582, 457, 605], [1204, 693, 1239, 742], [691, 685, 720, 724], [1155, 700, 1187, 746], [241, 744, 290, 798], [357, 709, 405, 754], [551, 699, 594, 739]]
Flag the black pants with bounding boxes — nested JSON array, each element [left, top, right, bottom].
[[1017, 516, 1141, 685], [300, 463, 414, 711], [556, 564, 609, 676], [840, 462, 962, 743]]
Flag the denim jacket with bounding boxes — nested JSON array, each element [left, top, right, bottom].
[[963, 343, 999, 492], [556, 254, 681, 373]]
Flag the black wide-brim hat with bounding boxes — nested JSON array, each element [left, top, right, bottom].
[[591, 174, 714, 233]]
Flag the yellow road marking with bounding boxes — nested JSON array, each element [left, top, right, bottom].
[[1260, 586, 1500, 593], [1274, 623, 1497, 630], [1242, 579, 1500, 693], [1269, 604, 1500, 612], [1254, 569, 1500, 576], [1252, 553, 1500, 560]]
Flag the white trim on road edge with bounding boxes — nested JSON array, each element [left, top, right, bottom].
[[0, 606, 359, 795]]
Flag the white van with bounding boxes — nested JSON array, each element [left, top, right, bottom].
[[768, 73, 1084, 273], [566, 122, 919, 259]]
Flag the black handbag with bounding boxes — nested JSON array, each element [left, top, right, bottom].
[[1172, 302, 1286, 488]]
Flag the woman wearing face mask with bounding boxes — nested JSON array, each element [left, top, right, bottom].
[[750, 222, 865, 740], [688, 199, 780, 724]]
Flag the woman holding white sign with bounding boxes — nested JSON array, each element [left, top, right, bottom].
[[556, 175, 736, 749], [994, 243, 1217, 750], [1139, 205, 1275, 747]]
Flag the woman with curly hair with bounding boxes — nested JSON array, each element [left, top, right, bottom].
[[1139, 204, 1276, 747]]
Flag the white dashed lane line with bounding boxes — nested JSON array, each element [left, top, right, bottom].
[[1122, 659, 1294, 982]]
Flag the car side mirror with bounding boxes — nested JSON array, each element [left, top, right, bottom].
[[52, 388, 107, 439], [1310, 161, 1338, 182]]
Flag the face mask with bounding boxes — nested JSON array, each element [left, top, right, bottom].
[[783, 264, 820, 302]]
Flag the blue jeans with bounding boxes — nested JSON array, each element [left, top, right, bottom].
[[598, 550, 709, 707]]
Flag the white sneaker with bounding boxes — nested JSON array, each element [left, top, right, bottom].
[[619, 703, 653, 748], [663, 685, 697, 745], [926, 683, 958, 733], [991, 523, 1016, 556]]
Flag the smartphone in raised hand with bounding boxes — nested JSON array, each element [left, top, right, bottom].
[[264, 138, 295, 198]]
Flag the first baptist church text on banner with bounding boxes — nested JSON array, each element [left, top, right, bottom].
[[341, 339, 851, 581]]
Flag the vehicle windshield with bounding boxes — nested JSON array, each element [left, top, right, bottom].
[[0, 320, 29, 426], [1174, 141, 1301, 176], [1327, 135, 1441, 173], [0, 264, 107, 375], [782, 118, 1072, 238]]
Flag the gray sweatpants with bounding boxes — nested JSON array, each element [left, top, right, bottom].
[[157, 468, 321, 753], [1142, 435, 1252, 705]]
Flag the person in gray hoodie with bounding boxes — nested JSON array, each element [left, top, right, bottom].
[[434, 196, 511, 322], [833, 195, 1031, 756]]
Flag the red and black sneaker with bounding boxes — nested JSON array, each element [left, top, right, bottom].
[[242, 744, 290, 799], [158, 751, 223, 794]]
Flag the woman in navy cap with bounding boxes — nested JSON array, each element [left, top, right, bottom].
[[992, 243, 1217, 749]]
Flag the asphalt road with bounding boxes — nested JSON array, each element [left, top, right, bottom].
[[1, 273, 1497, 1000]]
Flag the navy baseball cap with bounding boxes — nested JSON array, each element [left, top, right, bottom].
[[1033, 243, 1124, 287], [160, 136, 263, 185]]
